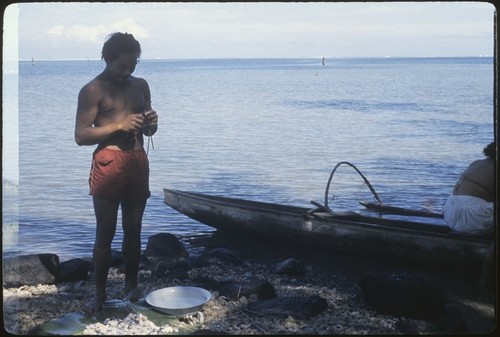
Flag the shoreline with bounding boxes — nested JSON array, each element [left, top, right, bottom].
[[3, 232, 497, 335]]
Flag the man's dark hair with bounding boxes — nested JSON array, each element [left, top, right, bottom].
[[101, 32, 141, 63], [483, 142, 495, 159]]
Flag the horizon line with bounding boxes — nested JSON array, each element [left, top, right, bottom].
[[20, 55, 494, 62]]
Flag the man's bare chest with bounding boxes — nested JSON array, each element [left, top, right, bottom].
[[99, 86, 146, 117]]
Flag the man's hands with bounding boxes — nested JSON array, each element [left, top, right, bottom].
[[118, 110, 157, 136], [121, 113, 146, 134], [142, 109, 158, 136]]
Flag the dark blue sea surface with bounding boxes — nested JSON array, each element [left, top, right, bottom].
[[2, 57, 494, 261]]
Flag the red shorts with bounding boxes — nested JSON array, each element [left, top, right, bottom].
[[89, 148, 151, 201]]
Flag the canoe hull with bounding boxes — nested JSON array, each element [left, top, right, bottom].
[[164, 189, 490, 272]]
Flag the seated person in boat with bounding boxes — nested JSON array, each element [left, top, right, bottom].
[[443, 142, 495, 289], [443, 142, 495, 235]]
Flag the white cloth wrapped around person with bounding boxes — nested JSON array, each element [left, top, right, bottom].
[[443, 194, 493, 234]]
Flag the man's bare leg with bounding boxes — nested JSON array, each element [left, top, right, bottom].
[[121, 198, 147, 301], [91, 197, 119, 312]]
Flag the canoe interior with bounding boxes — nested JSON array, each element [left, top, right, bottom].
[[359, 201, 444, 218], [163, 188, 491, 272]]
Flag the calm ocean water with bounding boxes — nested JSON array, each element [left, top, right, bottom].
[[2, 57, 494, 261]]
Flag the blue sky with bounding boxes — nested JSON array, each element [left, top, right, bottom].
[[4, 2, 497, 60]]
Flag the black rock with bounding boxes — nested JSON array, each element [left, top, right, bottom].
[[274, 258, 306, 276], [201, 248, 243, 265], [154, 258, 193, 280], [144, 233, 189, 259], [3, 254, 60, 287], [213, 278, 277, 301], [246, 295, 328, 319], [56, 258, 90, 283], [358, 270, 445, 323]]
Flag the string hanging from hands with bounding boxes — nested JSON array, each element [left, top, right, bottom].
[[143, 104, 155, 156], [146, 127, 154, 156]]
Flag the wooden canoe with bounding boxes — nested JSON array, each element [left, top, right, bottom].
[[359, 201, 444, 218], [163, 188, 491, 272]]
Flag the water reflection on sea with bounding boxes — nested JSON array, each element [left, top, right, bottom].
[[2, 57, 494, 261]]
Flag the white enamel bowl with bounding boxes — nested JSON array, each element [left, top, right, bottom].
[[145, 286, 211, 316]]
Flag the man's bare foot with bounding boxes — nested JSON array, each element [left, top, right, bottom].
[[84, 299, 104, 315], [124, 288, 144, 302]]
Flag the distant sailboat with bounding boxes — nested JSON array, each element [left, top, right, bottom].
[[32, 57, 35, 66], [322, 57, 325, 66]]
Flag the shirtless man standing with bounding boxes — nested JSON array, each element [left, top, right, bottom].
[[74, 32, 158, 312]]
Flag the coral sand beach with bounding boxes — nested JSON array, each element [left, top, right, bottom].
[[2, 232, 496, 335]]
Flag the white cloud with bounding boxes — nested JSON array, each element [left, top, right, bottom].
[[46, 25, 64, 36], [13, 2, 496, 59], [46, 17, 149, 44], [108, 17, 149, 38]]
